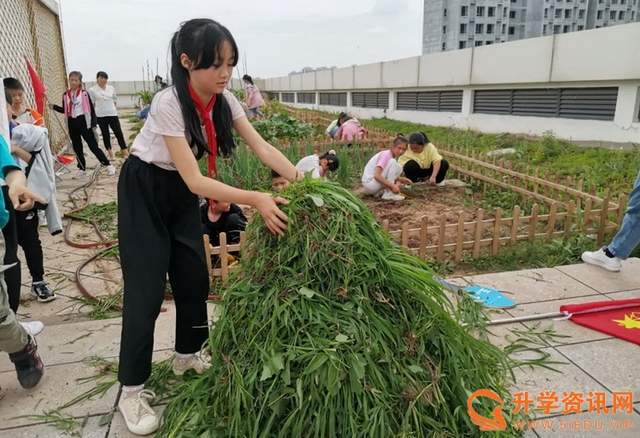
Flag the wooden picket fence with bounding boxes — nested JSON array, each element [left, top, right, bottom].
[[202, 108, 629, 280], [203, 196, 623, 282]]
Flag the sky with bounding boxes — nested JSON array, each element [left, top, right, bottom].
[[59, 0, 423, 81]]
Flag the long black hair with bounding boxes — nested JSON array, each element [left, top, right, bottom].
[[242, 74, 254, 85], [409, 131, 430, 145], [170, 18, 238, 159], [319, 149, 339, 172]]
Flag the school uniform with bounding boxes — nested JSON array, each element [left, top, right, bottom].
[[53, 90, 110, 170], [118, 86, 245, 385], [89, 84, 127, 152]]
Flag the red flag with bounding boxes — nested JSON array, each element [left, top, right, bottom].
[[25, 59, 46, 114], [560, 298, 640, 345]]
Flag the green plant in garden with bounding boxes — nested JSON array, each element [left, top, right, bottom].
[[230, 88, 246, 101], [251, 113, 315, 144], [204, 141, 379, 191], [158, 179, 546, 437], [457, 234, 597, 275], [137, 90, 154, 106]]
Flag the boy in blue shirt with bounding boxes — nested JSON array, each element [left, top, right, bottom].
[[0, 134, 47, 388]]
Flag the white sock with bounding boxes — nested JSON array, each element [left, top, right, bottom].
[[122, 384, 144, 395]]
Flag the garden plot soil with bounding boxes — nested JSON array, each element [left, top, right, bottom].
[[361, 182, 495, 249]]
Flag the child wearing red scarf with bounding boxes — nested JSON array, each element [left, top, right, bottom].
[[115, 19, 301, 435], [51, 71, 114, 177]]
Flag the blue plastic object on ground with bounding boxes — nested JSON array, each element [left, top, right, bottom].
[[436, 278, 516, 309]]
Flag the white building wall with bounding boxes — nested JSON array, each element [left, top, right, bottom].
[[265, 24, 640, 144], [333, 66, 354, 89]]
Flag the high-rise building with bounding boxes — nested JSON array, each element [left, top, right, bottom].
[[422, 0, 640, 53]]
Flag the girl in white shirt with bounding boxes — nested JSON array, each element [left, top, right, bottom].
[[116, 18, 300, 435], [51, 71, 115, 177], [295, 150, 339, 178], [362, 135, 411, 201], [89, 71, 128, 159]]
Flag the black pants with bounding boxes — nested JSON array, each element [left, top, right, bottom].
[[403, 159, 449, 184], [117, 156, 209, 385], [68, 116, 110, 170], [97, 116, 127, 151], [16, 209, 44, 283], [2, 187, 21, 313]]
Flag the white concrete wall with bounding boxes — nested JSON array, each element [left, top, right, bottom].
[[471, 36, 554, 84], [284, 79, 640, 143], [267, 23, 640, 143], [354, 62, 382, 89], [383, 57, 419, 88], [301, 72, 315, 90], [290, 74, 303, 91], [551, 23, 640, 82], [419, 49, 472, 87], [316, 69, 333, 90], [333, 66, 354, 89]]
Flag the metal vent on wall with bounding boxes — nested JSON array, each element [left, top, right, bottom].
[[319, 92, 347, 106], [297, 92, 316, 104], [474, 87, 618, 121], [396, 90, 463, 112], [281, 92, 295, 103], [351, 92, 389, 109]]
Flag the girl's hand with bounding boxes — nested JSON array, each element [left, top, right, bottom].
[[391, 182, 402, 194], [8, 183, 45, 211], [428, 176, 437, 186], [252, 192, 289, 236], [399, 177, 412, 185]]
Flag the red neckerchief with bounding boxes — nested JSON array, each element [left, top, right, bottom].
[[188, 83, 218, 210], [64, 88, 82, 118]]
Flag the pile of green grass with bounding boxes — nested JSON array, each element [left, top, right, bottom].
[[159, 180, 535, 437]]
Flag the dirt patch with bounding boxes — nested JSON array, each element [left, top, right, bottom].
[[360, 182, 494, 249], [363, 184, 483, 228]]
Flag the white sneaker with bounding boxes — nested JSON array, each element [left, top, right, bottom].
[[581, 248, 622, 272], [172, 353, 211, 376], [118, 389, 159, 436], [20, 321, 44, 336], [381, 191, 405, 201], [436, 180, 446, 187], [73, 169, 86, 179], [106, 165, 116, 176]]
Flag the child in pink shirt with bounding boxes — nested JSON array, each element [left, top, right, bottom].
[[243, 74, 264, 118], [335, 116, 366, 142]]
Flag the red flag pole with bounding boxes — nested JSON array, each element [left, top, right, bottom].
[[487, 301, 640, 326]]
